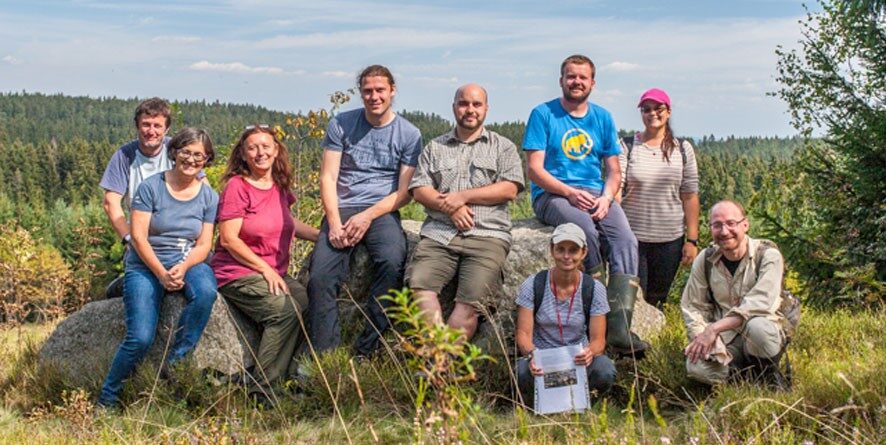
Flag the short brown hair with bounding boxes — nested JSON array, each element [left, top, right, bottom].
[[357, 64, 395, 88], [167, 127, 215, 165], [560, 54, 596, 79], [134, 97, 171, 128]]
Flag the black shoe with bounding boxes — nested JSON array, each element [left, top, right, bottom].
[[104, 275, 125, 299], [609, 332, 650, 360], [749, 352, 792, 392]]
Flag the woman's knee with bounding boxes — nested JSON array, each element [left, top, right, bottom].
[[588, 355, 617, 392]]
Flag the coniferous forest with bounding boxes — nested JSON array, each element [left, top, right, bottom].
[[0, 1, 883, 438]]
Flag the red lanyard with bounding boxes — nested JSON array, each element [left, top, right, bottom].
[[551, 271, 578, 343]]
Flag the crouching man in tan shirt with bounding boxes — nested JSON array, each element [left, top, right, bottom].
[[681, 199, 790, 390]]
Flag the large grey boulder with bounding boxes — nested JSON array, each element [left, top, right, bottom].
[[298, 219, 666, 355], [38, 293, 260, 388], [40, 219, 666, 386]]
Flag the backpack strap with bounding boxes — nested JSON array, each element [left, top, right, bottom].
[[534, 270, 597, 333], [580, 272, 595, 333], [677, 138, 688, 166], [532, 270, 548, 317], [703, 246, 716, 305], [622, 136, 634, 195]]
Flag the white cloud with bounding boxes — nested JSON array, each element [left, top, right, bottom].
[[412, 76, 459, 85], [2, 55, 21, 65], [266, 19, 294, 26], [321, 71, 351, 78], [188, 60, 288, 75], [257, 28, 476, 49], [151, 36, 202, 44], [604, 61, 640, 72]]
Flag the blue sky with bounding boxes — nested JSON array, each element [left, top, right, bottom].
[[0, 0, 815, 137]]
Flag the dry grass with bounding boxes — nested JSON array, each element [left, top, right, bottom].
[[0, 305, 883, 444]]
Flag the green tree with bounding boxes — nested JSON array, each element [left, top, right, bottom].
[[762, 0, 885, 304]]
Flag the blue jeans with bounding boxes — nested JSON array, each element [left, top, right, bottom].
[[307, 208, 407, 356], [516, 354, 616, 407], [533, 189, 638, 275], [98, 263, 217, 406]]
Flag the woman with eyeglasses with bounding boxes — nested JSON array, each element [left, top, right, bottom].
[[99, 128, 219, 408], [617, 88, 700, 308], [210, 125, 319, 405]]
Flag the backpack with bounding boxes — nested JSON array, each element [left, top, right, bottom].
[[621, 135, 687, 193], [702, 239, 801, 340], [532, 270, 598, 334]]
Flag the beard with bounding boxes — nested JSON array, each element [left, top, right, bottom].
[[562, 87, 590, 104], [457, 115, 484, 131]]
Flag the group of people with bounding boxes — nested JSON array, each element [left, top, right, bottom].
[[95, 55, 792, 409]]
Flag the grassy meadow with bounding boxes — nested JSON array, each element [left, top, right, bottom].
[[0, 298, 882, 444]]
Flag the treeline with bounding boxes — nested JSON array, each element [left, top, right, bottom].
[[0, 92, 797, 303]]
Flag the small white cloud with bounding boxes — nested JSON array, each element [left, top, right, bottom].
[[152, 36, 202, 44], [267, 19, 294, 26], [413, 76, 459, 85], [258, 28, 475, 49], [603, 61, 640, 72], [188, 60, 286, 75], [2, 55, 22, 65], [322, 70, 352, 79]]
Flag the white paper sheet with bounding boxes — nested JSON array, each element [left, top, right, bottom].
[[533, 344, 589, 414]]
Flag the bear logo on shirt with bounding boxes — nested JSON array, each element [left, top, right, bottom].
[[560, 128, 593, 160]]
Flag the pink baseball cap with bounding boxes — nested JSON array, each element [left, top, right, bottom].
[[637, 88, 671, 108]]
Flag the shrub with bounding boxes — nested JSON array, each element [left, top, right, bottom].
[[0, 224, 73, 324]]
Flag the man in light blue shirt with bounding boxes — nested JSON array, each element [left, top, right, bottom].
[[307, 65, 423, 357], [523, 54, 647, 358]]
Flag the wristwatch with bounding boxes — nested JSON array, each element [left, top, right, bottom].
[[686, 238, 698, 247], [525, 349, 535, 361], [123, 233, 132, 244]]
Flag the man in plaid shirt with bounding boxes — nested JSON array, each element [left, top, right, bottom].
[[406, 83, 525, 340]]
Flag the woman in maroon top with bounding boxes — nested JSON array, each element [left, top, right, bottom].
[[211, 125, 318, 404]]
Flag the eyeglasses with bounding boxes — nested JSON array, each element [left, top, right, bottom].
[[710, 217, 746, 231], [245, 124, 271, 131], [640, 105, 668, 115], [176, 149, 208, 162]]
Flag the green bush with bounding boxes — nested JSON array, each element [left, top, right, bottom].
[[0, 224, 73, 323]]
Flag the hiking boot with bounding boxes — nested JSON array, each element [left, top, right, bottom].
[[605, 273, 650, 359], [104, 275, 125, 299], [749, 351, 792, 392]]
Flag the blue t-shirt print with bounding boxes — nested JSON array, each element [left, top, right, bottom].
[[522, 99, 621, 201]]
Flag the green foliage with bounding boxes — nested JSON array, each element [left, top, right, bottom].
[[383, 288, 492, 444], [764, 0, 886, 305], [0, 225, 73, 324]]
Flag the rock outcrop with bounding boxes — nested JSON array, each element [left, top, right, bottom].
[[39, 219, 665, 385], [38, 294, 260, 388]]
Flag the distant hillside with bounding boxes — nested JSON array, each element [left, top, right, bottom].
[[0, 92, 802, 209]]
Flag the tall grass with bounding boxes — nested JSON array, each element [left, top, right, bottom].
[[1, 302, 882, 444]]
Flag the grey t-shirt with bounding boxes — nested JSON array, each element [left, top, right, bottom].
[[322, 108, 422, 208], [124, 172, 219, 270], [516, 271, 610, 349], [99, 138, 173, 208]]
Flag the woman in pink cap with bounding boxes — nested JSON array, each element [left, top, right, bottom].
[[617, 88, 700, 308]]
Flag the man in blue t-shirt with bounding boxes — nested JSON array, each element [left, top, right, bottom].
[[307, 64, 423, 357], [99, 98, 174, 298], [523, 54, 647, 357]]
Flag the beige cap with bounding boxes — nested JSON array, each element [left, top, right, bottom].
[[551, 223, 587, 248]]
